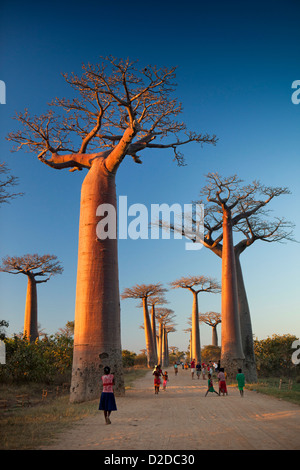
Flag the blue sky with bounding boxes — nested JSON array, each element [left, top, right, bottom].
[[0, 0, 299, 353]]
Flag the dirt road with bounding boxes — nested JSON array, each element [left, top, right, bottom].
[[41, 367, 300, 450]]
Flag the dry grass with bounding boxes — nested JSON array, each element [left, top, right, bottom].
[[0, 368, 148, 450]]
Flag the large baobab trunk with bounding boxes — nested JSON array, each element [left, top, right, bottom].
[[221, 210, 244, 376], [70, 158, 124, 403], [150, 305, 158, 363], [142, 297, 156, 368], [191, 291, 201, 363], [158, 322, 163, 365], [24, 274, 39, 342], [235, 252, 258, 382], [189, 332, 193, 361], [162, 326, 168, 367], [212, 325, 218, 346]]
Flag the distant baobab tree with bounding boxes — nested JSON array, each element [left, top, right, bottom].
[[164, 324, 176, 367], [7, 57, 217, 402], [0, 163, 23, 205], [183, 326, 192, 360], [146, 294, 168, 359], [155, 307, 176, 367], [0, 254, 63, 342], [170, 276, 221, 364], [121, 283, 166, 367], [199, 311, 221, 346]]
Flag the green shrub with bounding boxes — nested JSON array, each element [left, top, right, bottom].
[[0, 334, 73, 384]]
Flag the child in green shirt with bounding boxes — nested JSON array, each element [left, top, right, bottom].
[[205, 374, 219, 396]]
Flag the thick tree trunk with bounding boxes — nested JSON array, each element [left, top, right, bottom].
[[158, 322, 163, 366], [191, 291, 201, 364], [142, 297, 156, 368], [162, 326, 168, 367], [221, 209, 244, 377], [150, 305, 158, 363], [23, 274, 39, 343], [165, 330, 169, 367], [235, 251, 258, 382], [70, 158, 124, 403], [212, 325, 218, 346]]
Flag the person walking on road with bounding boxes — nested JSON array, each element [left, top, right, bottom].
[[205, 374, 219, 397], [99, 366, 117, 425]]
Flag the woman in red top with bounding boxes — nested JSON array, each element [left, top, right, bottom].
[[99, 366, 117, 424]]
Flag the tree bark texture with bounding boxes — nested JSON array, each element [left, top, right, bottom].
[[150, 305, 158, 363], [23, 274, 39, 343], [221, 210, 244, 376], [158, 322, 163, 366], [191, 291, 201, 364], [235, 252, 258, 382], [70, 158, 124, 403], [162, 326, 168, 368], [212, 325, 218, 347], [142, 297, 156, 368]]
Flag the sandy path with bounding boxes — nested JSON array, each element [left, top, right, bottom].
[[41, 367, 300, 450]]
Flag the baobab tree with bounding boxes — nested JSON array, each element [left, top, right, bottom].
[[232, 213, 295, 379], [198, 174, 294, 378], [176, 173, 293, 379], [121, 283, 166, 367], [155, 307, 175, 366], [170, 275, 221, 364], [7, 57, 217, 402], [199, 311, 221, 346], [0, 254, 63, 342], [163, 174, 293, 379], [164, 324, 176, 367], [145, 294, 168, 359]]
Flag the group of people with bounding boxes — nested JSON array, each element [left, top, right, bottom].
[[185, 359, 220, 380], [98, 362, 246, 425], [205, 368, 246, 398]]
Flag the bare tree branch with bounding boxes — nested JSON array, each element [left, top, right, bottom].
[[0, 254, 63, 280], [0, 163, 24, 204], [170, 275, 221, 294], [7, 56, 217, 173]]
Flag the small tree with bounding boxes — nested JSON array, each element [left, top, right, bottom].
[[170, 275, 221, 364], [155, 307, 175, 366], [145, 294, 167, 360], [121, 283, 166, 367], [0, 254, 63, 342], [199, 311, 221, 346]]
